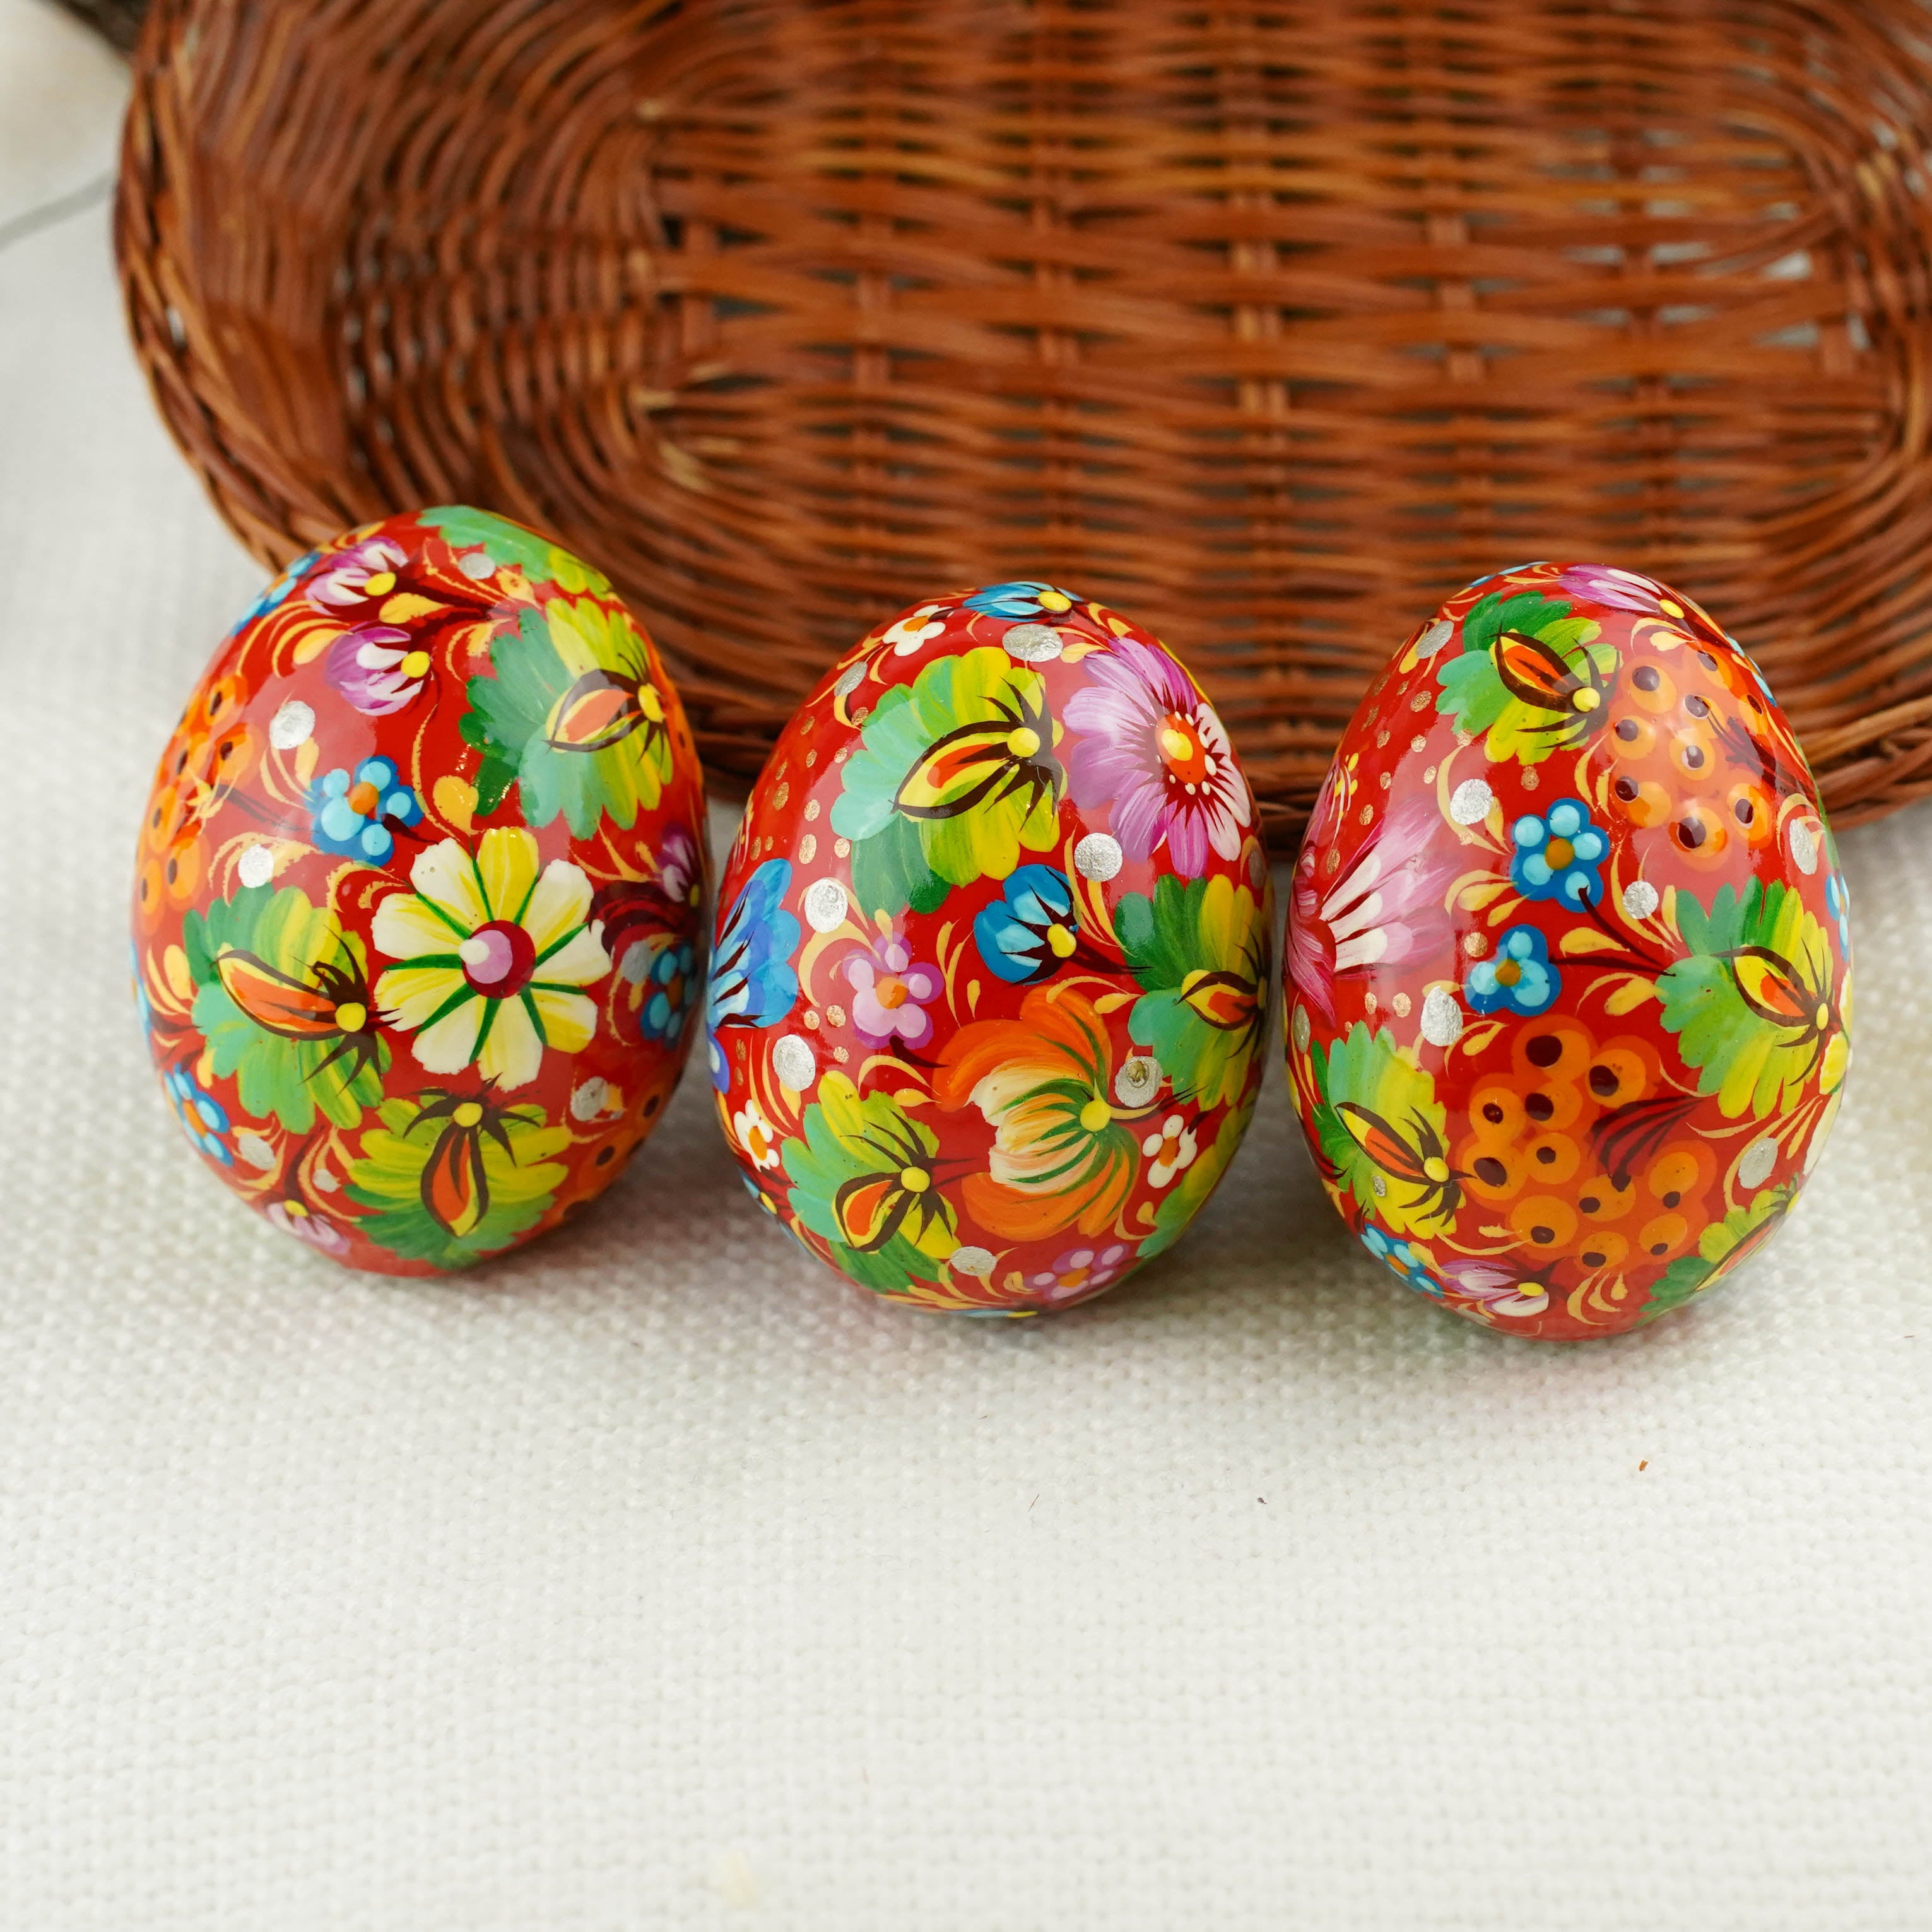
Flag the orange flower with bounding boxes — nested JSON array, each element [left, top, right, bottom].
[[935, 985, 1136, 1242]]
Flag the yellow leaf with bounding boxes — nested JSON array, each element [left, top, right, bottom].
[[1455, 1020, 1503, 1059], [1456, 876, 1510, 912], [162, 945, 194, 1001], [379, 592, 444, 624], [295, 738, 320, 785], [1092, 991, 1134, 1014], [433, 775, 476, 834], [1558, 928, 1623, 957], [1604, 975, 1657, 1015]]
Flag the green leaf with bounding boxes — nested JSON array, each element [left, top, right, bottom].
[[182, 884, 387, 1134], [462, 597, 672, 836], [1658, 881, 1835, 1117], [344, 1095, 567, 1269], [420, 506, 611, 594]]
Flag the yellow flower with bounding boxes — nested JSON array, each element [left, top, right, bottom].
[[372, 828, 610, 1090]]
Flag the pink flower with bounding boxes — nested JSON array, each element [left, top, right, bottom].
[[1063, 635, 1250, 877], [307, 536, 408, 613], [1287, 796, 1459, 1027], [265, 1200, 350, 1256], [657, 825, 702, 910], [325, 625, 430, 716], [1028, 1243, 1131, 1303], [844, 931, 940, 1047], [1439, 1256, 1550, 1320]]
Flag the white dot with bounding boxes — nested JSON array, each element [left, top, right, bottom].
[[235, 1131, 277, 1171], [803, 878, 849, 933], [1737, 1137, 1778, 1190], [772, 1035, 816, 1092], [1449, 779, 1493, 826], [1790, 821, 1820, 875], [1003, 622, 1063, 662], [237, 844, 276, 888], [1420, 987, 1464, 1047], [1114, 1055, 1163, 1106], [950, 1246, 996, 1278], [458, 550, 497, 578], [1073, 833, 1122, 881], [269, 699, 314, 750], [1292, 1003, 1311, 1053], [570, 1078, 611, 1121], [1622, 879, 1660, 920], [833, 659, 868, 698], [619, 939, 652, 986], [312, 1166, 339, 1193]]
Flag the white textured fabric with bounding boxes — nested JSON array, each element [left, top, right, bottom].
[[2, 4, 1929, 1926]]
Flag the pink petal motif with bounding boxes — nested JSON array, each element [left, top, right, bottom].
[[325, 625, 423, 716], [1439, 1257, 1550, 1317], [1290, 797, 1458, 1022], [308, 536, 408, 612]]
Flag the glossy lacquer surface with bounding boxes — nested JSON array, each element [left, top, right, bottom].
[[709, 584, 1270, 1314], [133, 508, 708, 1274], [1285, 562, 1852, 1338]]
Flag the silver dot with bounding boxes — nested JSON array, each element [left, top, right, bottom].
[[1622, 879, 1660, 921], [269, 699, 314, 750], [833, 659, 868, 698], [1420, 987, 1464, 1048], [950, 1245, 996, 1278], [772, 1035, 816, 1092], [619, 939, 652, 986], [1292, 1003, 1311, 1053], [1415, 617, 1455, 657], [1114, 1055, 1163, 1107], [1790, 821, 1820, 875], [237, 844, 276, 888], [570, 1077, 611, 1121], [1449, 778, 1493, 825], [1371, 1173, 1387, 1197], [235, 1131, 277, 1172], [458, 549, 497, 578], [1003, 622, 1063, 663], [1073, 833, 1122, 881], [1737, 1137, 1779, 1190], [803, 878, 849, 934]]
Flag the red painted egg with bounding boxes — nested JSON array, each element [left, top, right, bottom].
[[133, 508, 709, 1274], [1285, 562, 1852, 1337], [708, 584, 1271, 1314]]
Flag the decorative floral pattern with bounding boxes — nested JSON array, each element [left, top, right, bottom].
[[133, 507, 709, 1275], [1284, 560, 1851, 1338], [712, 587, 1269, 1313], [1509, 798, 1606, 905], [1063, 633, 1251, 876], [1465, 924, 1560, 1017], [312, 757, 424, 861]]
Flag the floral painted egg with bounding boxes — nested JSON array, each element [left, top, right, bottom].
[[708, 582, 1271, 1314], [133, 507, 708, 1274], [1285, 562, 1852, 1338]]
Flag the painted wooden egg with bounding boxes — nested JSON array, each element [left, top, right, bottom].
[[1284, 562, 1852, 1338], [132, 507, 709, 1275], [709, 584, 1271, 1314]]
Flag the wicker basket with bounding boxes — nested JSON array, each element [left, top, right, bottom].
[[117, 0, 1932, 842]]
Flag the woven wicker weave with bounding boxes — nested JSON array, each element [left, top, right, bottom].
[[117, 0, 1932, 841]]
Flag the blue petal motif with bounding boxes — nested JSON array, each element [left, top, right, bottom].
[[1465, 924, 1562, 1018], [1359, 1222, 1444, 1297], [961, 580, 1084, 619], [972, 864, 1076, 984], [310, 758, 423, 861], [706, 860, 802, 1089], [1509, 796, 1606, 905]]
